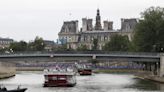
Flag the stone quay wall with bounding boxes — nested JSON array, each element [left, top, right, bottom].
[[0, 62, 16, 79]]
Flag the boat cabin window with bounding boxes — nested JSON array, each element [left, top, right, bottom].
[[58, 77, 66, 80], [52, 76, 57, 80]]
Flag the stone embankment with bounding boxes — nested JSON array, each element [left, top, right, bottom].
[[16, 67, 44, 71], [0, 62, 16, 79], [135, 71, 164, 83], [0, 73, 15, 79]]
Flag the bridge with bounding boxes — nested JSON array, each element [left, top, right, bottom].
[[0, 51, 160, 62], [0, 51, 164, 77]]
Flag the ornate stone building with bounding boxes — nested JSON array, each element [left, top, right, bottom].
[[58, 9, 138, 50], [0, 37, 14, 49], [58, 21, 79, 49], [82, 18, 93, 32], [121, 18, 138, 32], [43, 40, 56, 51], [94, 9, 102, 30]]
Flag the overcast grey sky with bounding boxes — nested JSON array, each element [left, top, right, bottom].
[[0, 0, 163, 42]]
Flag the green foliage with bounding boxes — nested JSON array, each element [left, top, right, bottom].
[[56, 44, 67, 51], [0, 47, 9, 53], [77, 44, 88, 51], [128, 42, 136, 52], [133, 7, 164, 52], [103, 34, 130, 51], [91, 59, 98, 65], [9, 36, 45, 51], [28, 36, 45, 51], [10, 41, 27, 51], [92, 38, 98, 50], [34, 36, 45, 51]]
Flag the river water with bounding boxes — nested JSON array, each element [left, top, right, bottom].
[[0, 71, 164, 92]]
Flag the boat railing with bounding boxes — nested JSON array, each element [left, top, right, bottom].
[[44, 68, 76, 75]]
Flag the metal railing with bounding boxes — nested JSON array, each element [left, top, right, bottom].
[[0, 51, 160, 56]]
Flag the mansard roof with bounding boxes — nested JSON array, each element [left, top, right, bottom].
[[60, 20, 78, 33]]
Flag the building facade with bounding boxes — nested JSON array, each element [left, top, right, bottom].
[[121, 18, 138, 32], [43, 40, 56, 51], [58, 20, 79, 49], [0, 37, 14, 49], [58, 9, 138, 50]]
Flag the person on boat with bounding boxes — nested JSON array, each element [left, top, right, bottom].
[[17, 85, 21, 89]]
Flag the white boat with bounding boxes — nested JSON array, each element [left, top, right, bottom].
[[43, 67, 76, 87]]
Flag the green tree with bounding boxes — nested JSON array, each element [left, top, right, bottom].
[[28, 36, 45, 51], [55, 44, 67, 51], [92, 38, 98, 50], [10, 41, 27, 51], [77, 44, 88, 51], [133, 7, 164, 52], [34, 36, 45, 51], [0, 47, 9, 53], [103, 34, 130, 51]]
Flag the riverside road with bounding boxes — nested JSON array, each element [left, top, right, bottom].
[[0, 71, 163, 92]]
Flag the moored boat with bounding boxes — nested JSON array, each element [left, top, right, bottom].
[[78, 68, 92, 75], [0, 86, 27, 92], [43, 67, 76, 87], [76, 63, 92, 75]]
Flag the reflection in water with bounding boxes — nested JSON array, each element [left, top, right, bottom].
[[0, 71, 163, 92]]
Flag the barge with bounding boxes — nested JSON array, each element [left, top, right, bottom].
[[78, 68, 92, 75], [43, 68, 76, 87], [0, 86, 27, 92], [76, 63, 92, 75]]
